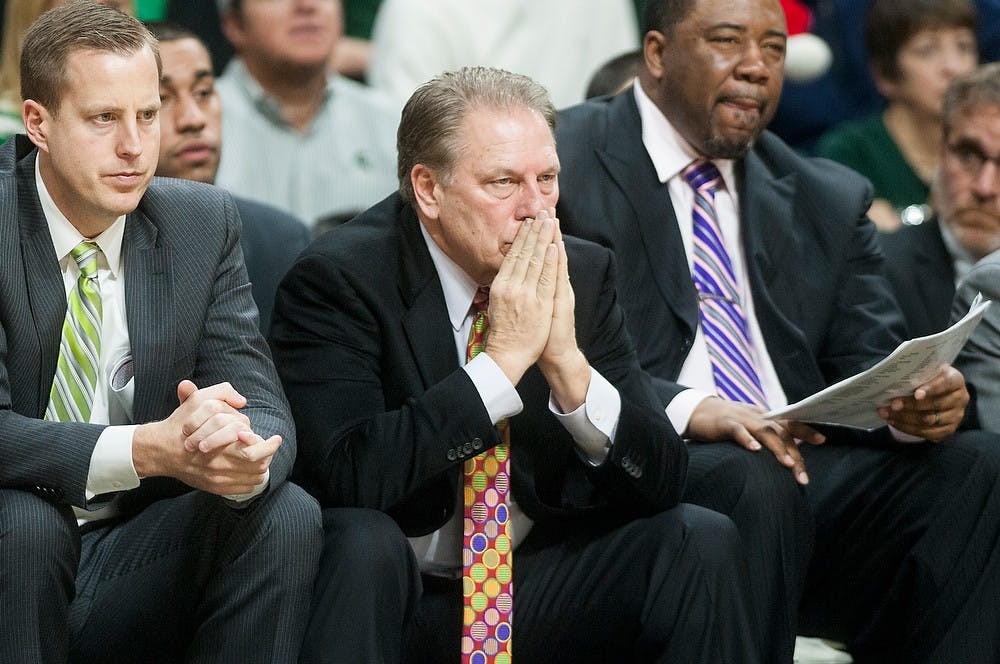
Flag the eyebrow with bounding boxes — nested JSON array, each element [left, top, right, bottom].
[[706, 22, 788, 39], [160, 69, 215, 86]]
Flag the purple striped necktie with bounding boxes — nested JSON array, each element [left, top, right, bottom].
[[682, 159, 768, 407]]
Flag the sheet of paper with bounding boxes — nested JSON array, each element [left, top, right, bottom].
[[764, 296, 991, 430]]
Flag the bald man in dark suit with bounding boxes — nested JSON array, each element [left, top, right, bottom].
[[554, 0, 1000, 661]]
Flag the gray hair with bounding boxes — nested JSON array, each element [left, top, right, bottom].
[[943, 62, 1000, 136], [396, 66, 557, 204]]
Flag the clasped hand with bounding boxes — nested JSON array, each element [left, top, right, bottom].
[[485, 210, 590, 412], [133, 380, 281, 496]]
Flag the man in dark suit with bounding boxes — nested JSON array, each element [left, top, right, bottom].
[[148, 22, 310, 334], [555, 0, 1000, 661], [947, 63, 1000, 431], [271, 66, 759, 663], [0, 4, 321, 662], [882, 63, 1000, 339]]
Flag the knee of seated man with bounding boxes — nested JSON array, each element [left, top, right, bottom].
[[244, 482, 323, 550], [0, 489, 79, 575], [319, 507, 414, 571], [698, 447, 807, 518], [947, 429, 1000, 483], [644, 504, 742, 571]]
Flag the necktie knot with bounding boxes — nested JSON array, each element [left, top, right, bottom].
[[471, 286, 490, 315], [71, 241, 100, 280], [682, 159, 722, 193]]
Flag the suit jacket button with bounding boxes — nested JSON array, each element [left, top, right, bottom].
[[447, 449, 457, 461], [462, 442, 474, 455], [472, 437, 483, 450]]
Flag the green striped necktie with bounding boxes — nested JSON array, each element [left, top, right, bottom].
[[46, 241, 103, 423]]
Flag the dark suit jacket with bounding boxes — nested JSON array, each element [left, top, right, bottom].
[[233, 197, 310, 334], [554, 89, 908, 417], [269, 193, 686, 537], [952, 252, 1000, 432], [878, 217, 956, 339], [0, 136, 295, 514]]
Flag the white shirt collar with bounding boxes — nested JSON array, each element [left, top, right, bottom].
[[36, 152, 126, 278], [633, 82, 738, 193], [418, 220, 480, 332]]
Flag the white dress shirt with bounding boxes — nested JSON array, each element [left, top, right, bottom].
[[408, 222, 622, 576], [36, 156, 264, 525], [633, 84, 789, 434]]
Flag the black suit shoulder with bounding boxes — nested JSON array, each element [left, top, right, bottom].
[[232, 196, 310, 333], [877, 219, 955, 337]]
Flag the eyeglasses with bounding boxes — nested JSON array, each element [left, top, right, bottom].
[[946, 141, 1000, 177]]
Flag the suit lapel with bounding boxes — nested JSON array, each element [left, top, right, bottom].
[[739, 149, 797, 293], [738, 146, 819, 400], [597, 91, 698, 336], [397, 204, 460, 389], [123, 206, 174, 424], [15, 152, 65, 415], [913, 219, 956, 310]]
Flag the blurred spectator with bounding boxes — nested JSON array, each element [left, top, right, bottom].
[[165, 0, 381, 80], [148, 21, 310, 332], [368, 0, 638, 110], [818, 0, 978, 231], [215, 0, 397, 228], [0, 0, 56, 142], [881, 63, 1000, 337], [770, 0, 999, 153], [948, 65, 1000, 432], [586, 49, 641, 99]]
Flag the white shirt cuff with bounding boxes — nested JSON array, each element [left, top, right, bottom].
[[224, 469, 270, 503], [463, 352, 524, 424], [85, 424, 140, 500], [665, 388, 716, 437], [548, 366, 620, 464]]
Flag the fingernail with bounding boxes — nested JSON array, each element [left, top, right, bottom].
[[798, 471, 809, 485], [749, 440, 761, 450]]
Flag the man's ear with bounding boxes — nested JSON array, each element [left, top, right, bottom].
[[410, 163, 441, 221], [220, 9, 246, 52], [643, 30, 668, 79], [22, 99, 50, 152]]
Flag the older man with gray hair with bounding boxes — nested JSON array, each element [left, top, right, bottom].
[[271, 66, 760, 663], [947, 64, 1000, 431]]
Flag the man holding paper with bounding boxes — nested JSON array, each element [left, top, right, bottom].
[[554, 0, 1000, 661]]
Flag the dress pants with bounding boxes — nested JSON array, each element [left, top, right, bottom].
[[302, 505, 761, 664], [799, 430, 1000, 664], [300, 508, 422, 664], [682, 443, 814, 663], [305, 503, 760, 663], [0, 482, 322, 663]]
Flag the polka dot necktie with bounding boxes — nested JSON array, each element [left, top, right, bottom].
[[683, 159, 768, 407], [46, 241, 103, 422], [461, 286, 513, 664]]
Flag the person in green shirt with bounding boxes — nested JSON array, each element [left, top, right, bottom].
[[818, 0, 978, 231]]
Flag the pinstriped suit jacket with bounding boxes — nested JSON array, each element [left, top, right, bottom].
[[0, 136, 295, 515]]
